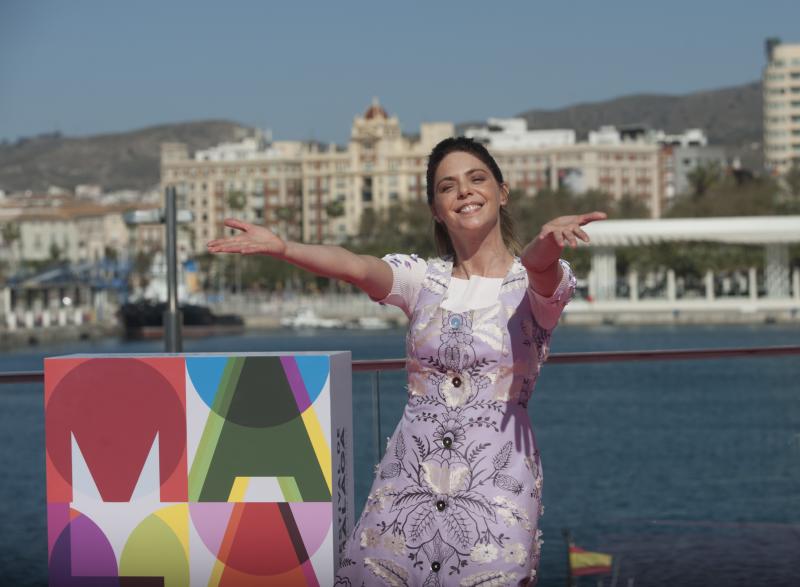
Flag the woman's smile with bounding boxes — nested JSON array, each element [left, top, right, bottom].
[[455, 201, 484, 215]]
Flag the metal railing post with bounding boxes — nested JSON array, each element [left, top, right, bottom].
[[164, 185, 183, 353], [372, 370, 383, 463]]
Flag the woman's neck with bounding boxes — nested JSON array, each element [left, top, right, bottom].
[[451, 230, 513, 279]]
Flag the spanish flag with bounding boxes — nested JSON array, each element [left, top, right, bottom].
[[569, 545, 613, 576]]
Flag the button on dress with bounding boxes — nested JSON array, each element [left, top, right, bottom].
[[335, 254, 576, 587]]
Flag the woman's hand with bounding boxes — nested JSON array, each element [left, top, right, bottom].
[[206, 218, 393, 299], [522, 211, 607, 296], [536, 211, 608, 249], [206, 218, 287, 257]]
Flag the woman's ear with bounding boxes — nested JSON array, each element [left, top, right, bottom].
[[500, 183, 510, 206]]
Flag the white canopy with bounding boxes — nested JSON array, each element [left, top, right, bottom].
[[582, 216, 800, 246]]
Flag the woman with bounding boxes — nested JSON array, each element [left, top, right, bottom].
[[208, 137, 606, 586]]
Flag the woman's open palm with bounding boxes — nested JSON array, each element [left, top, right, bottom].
[[538, 211, 607, 248], [206, 218, 287, 256]]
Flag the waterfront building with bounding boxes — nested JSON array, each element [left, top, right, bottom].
[[581, 215, 800, 307], [161, 136, 306, 250], [763, 38, 800, 175], [465, 117, 576, 149], [0, 196, 132, 264], [160, 100, 452, 250], [299, 103, 451, 243], [469, 120, 664, 216], [161, 102, 729, 250]]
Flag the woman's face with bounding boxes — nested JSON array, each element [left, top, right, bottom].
[[431, 151, 508, 238]]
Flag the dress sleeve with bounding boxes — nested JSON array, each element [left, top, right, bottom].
[[527, 258, 577, 330], [373, 253, 428, 318]]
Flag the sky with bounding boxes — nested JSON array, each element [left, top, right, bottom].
[[1, 0, 799, 144]]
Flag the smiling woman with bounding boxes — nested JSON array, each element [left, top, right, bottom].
[[207, 136, 606, 586]]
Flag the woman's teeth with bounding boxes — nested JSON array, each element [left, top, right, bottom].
[[459, 204, 481, 213]]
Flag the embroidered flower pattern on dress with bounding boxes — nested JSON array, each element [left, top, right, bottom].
[[336, 256, 575, 586]]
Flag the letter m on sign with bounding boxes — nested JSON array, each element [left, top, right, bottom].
[[45, 357, 188, 502]]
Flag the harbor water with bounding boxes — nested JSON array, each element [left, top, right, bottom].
[[1, 323, 798, 586]]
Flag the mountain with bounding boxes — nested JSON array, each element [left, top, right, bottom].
[[0, 81, 765, 192], [461, 80, 764, 168], [0, 120, 250, 192]]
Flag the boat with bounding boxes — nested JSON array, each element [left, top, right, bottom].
[[348, 316, 394, 330], [280, 308, 344, 329], [117, 301, 245, 340]]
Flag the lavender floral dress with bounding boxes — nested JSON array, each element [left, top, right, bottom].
[[335, 254, 576, 587]]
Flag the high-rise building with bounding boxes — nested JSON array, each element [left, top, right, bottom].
[[763, 38, 800, 175]]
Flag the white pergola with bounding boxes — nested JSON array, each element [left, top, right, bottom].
[[582, 216, 800, 300]]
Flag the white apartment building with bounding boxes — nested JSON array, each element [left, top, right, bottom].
[[763, 38, 800, 175], [3, 200, 130, 264], [465, 118, 576, 149], [467, 120, 663, 216], [161, 137, 306, 249]]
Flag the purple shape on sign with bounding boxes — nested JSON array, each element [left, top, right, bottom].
[[48, 503, 71, 560], [50, 511, 119, 586], [71, 513, 119, 577], [189, 502, 235, 556], [289, 502, 331, 556], [301, 558, 321, 587], [280, 356, 312, 412]]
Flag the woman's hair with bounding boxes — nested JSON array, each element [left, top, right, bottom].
[[426, 136, 521, 259]]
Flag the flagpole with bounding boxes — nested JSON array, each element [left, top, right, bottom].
[[562, 528, 576, 587], [610, 555, 621, 587]]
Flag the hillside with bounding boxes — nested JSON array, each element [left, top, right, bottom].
[[0, 81, 765, 192], [463, 80, 764, 167], [0, 120, 249, 192]]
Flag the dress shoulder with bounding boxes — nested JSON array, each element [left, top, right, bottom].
[[374, 253, 428, 318]]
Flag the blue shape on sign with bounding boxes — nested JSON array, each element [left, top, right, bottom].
[[186, 357, 229, 408], [294, 356, 329, 405]]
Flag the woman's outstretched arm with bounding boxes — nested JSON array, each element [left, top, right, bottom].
[[207, 218, 394, 300], [521, 211, 607, 296]]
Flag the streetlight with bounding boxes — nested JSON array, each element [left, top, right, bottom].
[[123, 187, 193, 352]]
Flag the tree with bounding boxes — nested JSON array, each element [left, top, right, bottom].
[[103, 246, 118, 262], [614, 193, 650, 219], [275, 206, 296, 222], [325, 200, 345, 218], [226, 191, 247, 211], [1, 222, 21, 271], [49, 242, 62, 262], [1, 222, 20, 246], [686, 162, 721, 199], [779, 163, 800, 214]]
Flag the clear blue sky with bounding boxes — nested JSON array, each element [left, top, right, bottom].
[[1, 0, 798, 143]]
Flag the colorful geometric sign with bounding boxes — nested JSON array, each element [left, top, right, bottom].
[[44, 352, 354, 586]]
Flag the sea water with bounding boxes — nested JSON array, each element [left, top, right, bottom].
[[1, 324, 798, 586]]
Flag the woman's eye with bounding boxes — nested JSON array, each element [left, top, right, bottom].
[[473, 175, 485, 182]]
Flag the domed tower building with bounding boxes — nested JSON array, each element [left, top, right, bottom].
[[301, 98, 453, 244]]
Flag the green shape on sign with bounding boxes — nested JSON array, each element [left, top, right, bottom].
[[194, 357, 330, 502]]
